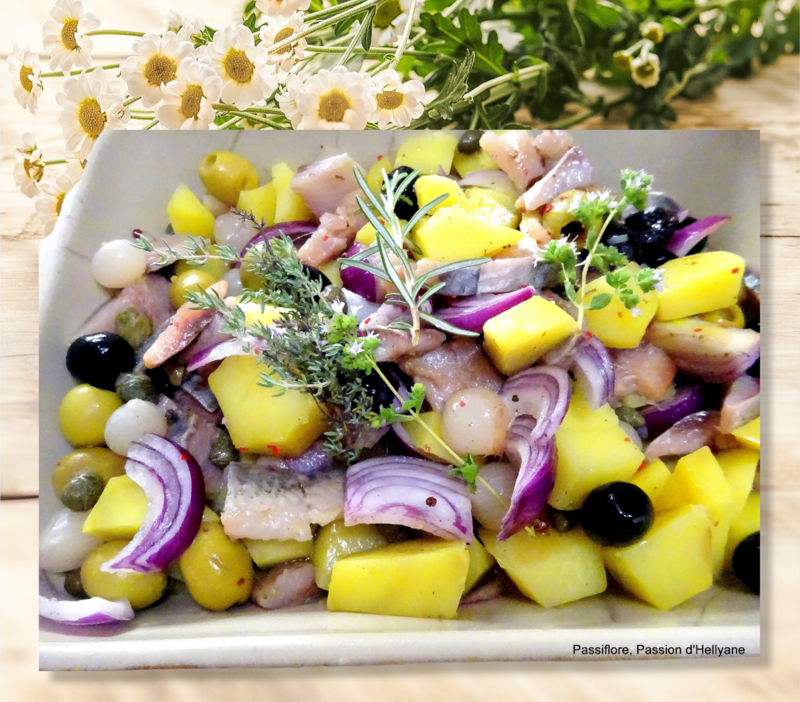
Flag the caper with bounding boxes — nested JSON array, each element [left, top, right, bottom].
[[60, 471, 104, 512], [210, 430, 240, 469], [614, 405, 645, 429], [115, 307, 152, 349], [115, 372, 158, 403], [547, 506, 580, 533], [457, 130, 484, 155], [52, 447, 126, 496], [63, 569, 88, 599], [320, 285, 348, 312]]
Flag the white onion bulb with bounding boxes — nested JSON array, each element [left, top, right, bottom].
[[221, 268, 244, 297], [214, 212, 258, 252], [40, 508, 102, 572], [91, 240, 148, 289], [104, 399, 168, 455], [441, 388, 510, 456], [469, 461, 518, 531]]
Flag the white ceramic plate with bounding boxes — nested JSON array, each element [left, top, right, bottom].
[[40, 130, 761, 670]]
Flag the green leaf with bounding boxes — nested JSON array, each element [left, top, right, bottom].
[[449, 454, 480, 493], [361, 8, 376, 52], [419, 11, 505, 76], [588, 293, 613, 310]]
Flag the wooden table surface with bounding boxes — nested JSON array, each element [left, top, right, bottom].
[[1, 2, 798, 696]]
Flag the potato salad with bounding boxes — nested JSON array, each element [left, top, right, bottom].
[[40, 131, 761, 627]]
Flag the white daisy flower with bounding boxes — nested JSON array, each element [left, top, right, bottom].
[[296, 66, 376, 130], [166, 10, 183, 33], [371, 0, 418, 47], [56, 67, 129, 161], [176, 16, 207, 45], [255, 0, 310, 18], [35, 171, 79, 235], [157, 57, 224, 130], [368, 69, 425, 128], [208, 24, 278, 110], [64, 152, 87, 184], [276, 73, 305, 128], [13, 133, 44, 198], [121, 32, 194, 108], [631, 52, 661, 89], [259, 13, 307, 72], [42, 0, 101, 72], [9, 44, 43, 113]]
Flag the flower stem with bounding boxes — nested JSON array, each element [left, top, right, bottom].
[[305, 0, 373, 21], [85, 30, 145, 37], [219, 110, 286, 129], [213, 104, 283, 115], [216, 116, 243, 130], [144, 119, 159, 130], [43, 159, 67, 166], [544, 93, 632, 129], [40, 63, 120, 78], [123, 96, 141, 107], [391, 0, 418, 68], [463, 63, 548, 101]]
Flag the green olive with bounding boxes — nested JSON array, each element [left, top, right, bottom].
[[169, 269, 217, 309], [114, 307, 152, 349], [239, 246, 264, 291], [53, 447, 126, 496], [81, 541, 168, 610], [541, 189, 587, 238], [320, 285, 348, 312], [175, 246, 231, 281], [58, 384, 123, 447], [60, 471, 104, 512], [115, 372, 158, 404], [199, 151, 259, 206], [64, 569, 88, 599], [457, 130, 484, 155], [209, 430, 240, 469], [179, 522, 253, 611]]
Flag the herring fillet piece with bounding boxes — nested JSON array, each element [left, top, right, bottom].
[[221, 463, 345, 541]]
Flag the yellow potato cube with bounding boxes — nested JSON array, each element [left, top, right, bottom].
[[549, 390, 644, 510], [483, 296, 578, 375], [465, 538, 496, 593], [582, 266, 658, 348], [327, 538, 469, 619], [318, 260, 342, 287], [414, 175, 465, 214], [366, 155, 393, 194], [236, 182, 276, 227], [452, 149, 501, 178], [243, 538, 313, 569], [395, 133, 458, 176], [236, 300, 284, 329], [272, 163, 315, 224], [414, 207, 523, 263], [355, 222, 377, 246], [655, 251, 745, 320], [724, 492, 760, 570], [656, 447, 734, 577], [458, 189, 519, 229], [208, 355, 328, 457], [312, 520, 389, 590], [630, 459, 672, 510], [717, 448, 759, 522], [732, 417, 760, 451], [603, 504, 713, 610], [404, 411, 461, 465], [167, 183, 215, 238], [82, 475, 147, 541], [480, 527, 606, 608]]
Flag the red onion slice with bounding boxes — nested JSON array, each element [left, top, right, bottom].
[[39, 571, 134, 626], [101, 434, 205, 574], [435, 287, 535, 333], [499, 366, 572, 445], [572, 334, 615, 410], [233, 221, 318, 268], [186, 334, 267, 372], [666, 216, 730, 257], [498, 416, 557, 541], [640, 384, 713, 439], [719, 375, 760, 434], [646, 319, 760, 384], [644, 410, 721, 462], [458, 169, 515, 192], [340, 243, 380, 302], [344, 457, 474, 542]]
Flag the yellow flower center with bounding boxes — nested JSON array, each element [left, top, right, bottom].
[[376, 89, 404, 111], [78, 98, 106, 138], [55, 192, 66, 217], [143, 53, 178, 86], [223, 49, 255, 84], [181, 84, 204, 119], [23, 158, 43, 182], [61, 18, 79, 51], [273, 27, 295, 55], [317, 89, 351, 123], [636, 63, 655, 79], [19, 66, 34, 93], [374, 0, 402, 30]]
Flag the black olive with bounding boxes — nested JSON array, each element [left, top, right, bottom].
[[382, 166, 419, 221], [457, 130, 484, 155], [66, 332, 137, 391], [361, 362, 402, 411], [547, 506, 580, 533], [644, 249, 677, 268], [732, 531, 760, 594], [303, 263, 332, 288], [63, 569, 88, 599], [580, 482, 654, 547], [145, 365, 176, 397]]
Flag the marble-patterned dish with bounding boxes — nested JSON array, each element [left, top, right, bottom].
[[39, 130, 760, 670]]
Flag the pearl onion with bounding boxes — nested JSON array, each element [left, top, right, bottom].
[[39, 508, 102, 572], [441, 387, 510, 456], [91, 240, 148, 289], [469, 462, 518, 531], [214, 212, 258, 252], [104, 399, 168, 455], [221, 267, 244, 297]]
